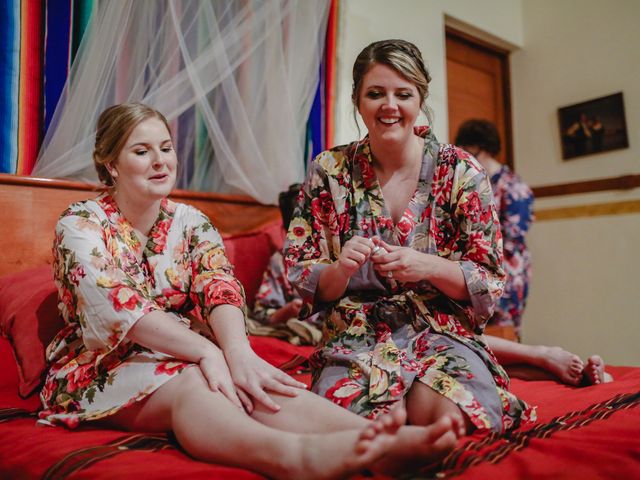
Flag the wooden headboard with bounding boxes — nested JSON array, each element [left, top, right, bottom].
[[0, 173, 280, 278]]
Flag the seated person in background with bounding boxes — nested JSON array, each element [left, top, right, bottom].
[[39, 102, 461, 479], [250, 183, 322, 346], [455, 119, 611, 386]]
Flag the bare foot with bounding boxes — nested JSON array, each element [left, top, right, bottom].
[[287, 406, 403, 480], [582, 355, 613, 385], [373, 414, 459, 476], [539, 346, 584, 386]]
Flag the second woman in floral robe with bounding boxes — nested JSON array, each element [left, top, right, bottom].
[[284, 127, 535, 432]]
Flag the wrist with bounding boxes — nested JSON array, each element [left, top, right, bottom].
[[221, 339, 252, 358], [197, 342, 222, 363], [331, 261, 354, 283], [420, 253, 440, 282]]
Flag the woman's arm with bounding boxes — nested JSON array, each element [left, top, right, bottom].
[[186, 208, 306, 412], [209, 304, 307, 413], [126, 310, 244, 410], [126, 310, 216, 363]]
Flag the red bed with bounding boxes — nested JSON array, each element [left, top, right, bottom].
[[1, 174, 639, 479]]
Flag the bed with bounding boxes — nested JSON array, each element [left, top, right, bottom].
[[1, 173, 638, 479]]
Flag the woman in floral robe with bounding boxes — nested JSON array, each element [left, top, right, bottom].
[[455, 118, 610, 387], [285, 40, 535, 433], [40, 192, 246, 426], [487, 165, 534, 333], [38, 102, 465, 478]]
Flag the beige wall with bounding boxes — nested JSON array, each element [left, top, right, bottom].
[[336, 0, 640, 365], [511, 0, 640, 366], [334, 0, 524, 146]]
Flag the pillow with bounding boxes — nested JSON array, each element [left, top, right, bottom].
[[223, 220, 284, 307], [0, 266, 63, 398]]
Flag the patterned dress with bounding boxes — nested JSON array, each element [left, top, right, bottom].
[[487, 165, 534, 336], [39, 193, 244, 428], [284, 127, 535, 432], [253, 251, 321, 329]]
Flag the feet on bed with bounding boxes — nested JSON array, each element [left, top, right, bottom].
[[582, 355, 613, 385], [373, 413, 460, 475], [539, 346, 584, 386], [293, 407, 403, 480]]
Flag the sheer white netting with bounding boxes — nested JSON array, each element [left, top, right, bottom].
[[33, 0, 330, 204]]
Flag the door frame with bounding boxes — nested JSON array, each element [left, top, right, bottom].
[[446, 26, 515, 169]]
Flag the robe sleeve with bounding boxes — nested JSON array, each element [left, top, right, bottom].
[[53, 208, 160, 353], [450, 154, 506, 331], [252, 252, 289, 324], [284, 152, 345, 318], [187, 207, 246, 320]]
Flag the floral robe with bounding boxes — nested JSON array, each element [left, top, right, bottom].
[[284, 127, 535, 432], [253, 251, 321, 328], [39, 193, 244, 428], [488, 165, 534, 337]]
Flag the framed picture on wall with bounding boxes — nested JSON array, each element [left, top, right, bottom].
[[558, 92, 629, 160]]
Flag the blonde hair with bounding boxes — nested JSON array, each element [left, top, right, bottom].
[[351, 39, 432, 128], [93, 102, 172, 186]]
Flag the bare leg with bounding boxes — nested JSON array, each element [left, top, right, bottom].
[[406, 381, 471, 437], [251, 388, 459, 473], [582, 355, 613, 385], [486, 335, 584, 386], [101, 367, 397, 480], [103, 367, 458, 477]]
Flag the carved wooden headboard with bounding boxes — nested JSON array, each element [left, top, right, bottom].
[[0, 173, 280, 278]]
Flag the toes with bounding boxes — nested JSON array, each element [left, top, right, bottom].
[[588, 355, 604, 370], [360, 425, 378, 441], [354, 438, 372, 455], [581, 355, 606, 386], [425, 415, 455, 442], [380, 414, 394, 429], [389, 403, 408, 428]]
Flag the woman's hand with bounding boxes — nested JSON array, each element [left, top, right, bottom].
[[371, 238, 433, 283], [224, 344, 308, 413], [198, 345, 245, 411], [336, 236, 377, 277], [371, 238, 470, 300], [269, 299, 303, 324], [317, 236, 377, 302]]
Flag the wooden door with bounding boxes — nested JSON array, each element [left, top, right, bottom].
[[446, 28, 513, 167]]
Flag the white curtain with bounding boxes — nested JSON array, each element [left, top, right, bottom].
[[33, 0, 330, 204]]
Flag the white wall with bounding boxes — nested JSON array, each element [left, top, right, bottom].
[[336, 0, 640, 366], [511, 0, 640, 366], [334, 0, 524, 146], [511, 0, 640, 186]]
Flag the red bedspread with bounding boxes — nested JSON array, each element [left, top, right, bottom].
[[1, 337, 639, 479]]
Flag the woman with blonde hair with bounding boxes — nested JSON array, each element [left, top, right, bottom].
[[40, 102, 461, 479]]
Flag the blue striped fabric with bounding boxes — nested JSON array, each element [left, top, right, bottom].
[[44, 0, 72, 131], [0, 0, 20, 174]]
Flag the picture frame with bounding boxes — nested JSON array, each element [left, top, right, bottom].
[[558, 92, 629, 160]]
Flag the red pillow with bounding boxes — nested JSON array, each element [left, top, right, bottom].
[[223, 221, 284, 307], [0, 266, 63, 398]]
